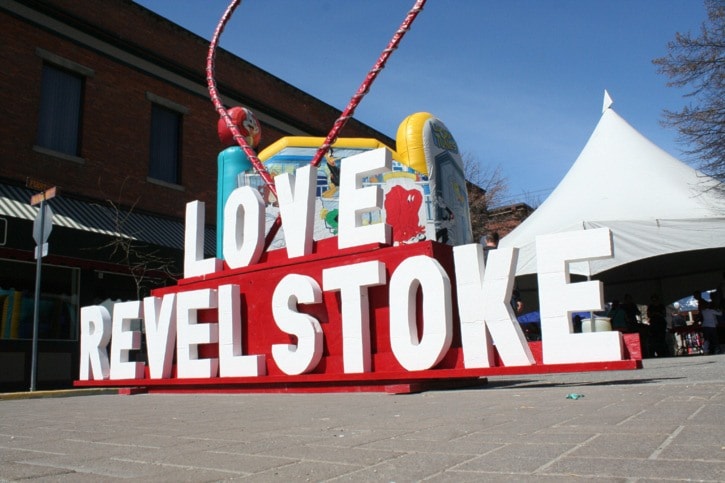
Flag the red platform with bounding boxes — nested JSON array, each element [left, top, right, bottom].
[[75, 239, 641, 394]]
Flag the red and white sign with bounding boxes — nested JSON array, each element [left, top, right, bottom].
[[75, 149, 640, 394]]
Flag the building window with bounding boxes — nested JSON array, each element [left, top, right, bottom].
[[36, 64, 84, 156], [149, 99, 184, 185]]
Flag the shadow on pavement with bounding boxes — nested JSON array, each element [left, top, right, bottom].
[[482, 376, 687, 390]]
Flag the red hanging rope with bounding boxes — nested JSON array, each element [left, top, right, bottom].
[[206, 0, 277, 198], [207, 0, 427, 250], [309, 0, 426, 168]]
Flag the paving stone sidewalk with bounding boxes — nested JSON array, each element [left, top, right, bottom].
[[1, 355, 723, 481]]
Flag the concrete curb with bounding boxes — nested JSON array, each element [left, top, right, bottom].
[[0, 387, 119, 400]]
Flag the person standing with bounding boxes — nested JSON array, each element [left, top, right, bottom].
[[621, 294, 641, 333], [622, 293, 645, 355], [481, 232, 499, 262], [480, 232, 524, 315], [608, 300, 628, 332], [647, 294, 668, 357], [701, 301, 722, 355], [693, 290, 706, 324]]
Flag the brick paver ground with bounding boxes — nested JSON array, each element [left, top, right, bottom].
[[1, 355, 723, 481]]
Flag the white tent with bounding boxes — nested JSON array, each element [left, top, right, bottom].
[[499, 93, 725, 305]]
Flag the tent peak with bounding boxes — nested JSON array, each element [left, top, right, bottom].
[[602, 90, 614, 113]]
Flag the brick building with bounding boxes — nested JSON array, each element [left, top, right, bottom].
[[0, 0, 394, 390], [486, 203, 535, 239]]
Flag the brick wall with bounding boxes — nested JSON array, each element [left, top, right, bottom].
[[0, 0, 393, 222]]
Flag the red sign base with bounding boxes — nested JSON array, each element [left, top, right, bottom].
[[75, 239, 642, 394]]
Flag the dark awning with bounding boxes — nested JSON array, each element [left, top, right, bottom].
[[0, 183, 214, 251]]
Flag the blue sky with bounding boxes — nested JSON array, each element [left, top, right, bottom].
[[135, 0, 708, 205]]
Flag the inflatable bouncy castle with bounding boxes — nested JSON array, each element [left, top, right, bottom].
[[216, 112, 474, 254]]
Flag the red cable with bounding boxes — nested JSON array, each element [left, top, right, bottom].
[[206, 0, 277, 198], [310, 0, 426, 168], [207, 0, 427, 251]]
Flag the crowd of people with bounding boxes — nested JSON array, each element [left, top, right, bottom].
[[606, 290, 723, 357], [479, 232, 722, 356]]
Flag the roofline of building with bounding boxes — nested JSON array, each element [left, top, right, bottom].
[[3, 0, 395, 145]]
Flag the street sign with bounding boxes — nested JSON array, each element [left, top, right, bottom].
[[33, 204, 53, 245], [30, 186, 57, 206], [26, 177, 54, 192], [28, 183, 56, 391], [34, 243, 48, 259]]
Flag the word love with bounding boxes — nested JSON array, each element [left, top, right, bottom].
[[186, 148, 397, 279]]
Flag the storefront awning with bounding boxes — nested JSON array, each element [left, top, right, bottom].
[[0, 183, 214, 251]]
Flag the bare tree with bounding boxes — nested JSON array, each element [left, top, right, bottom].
[[653, 0, 725, 185], [463, 153, 510, 241], [520, 189, 547, 209], [101, 201, 179, 300], [95, 178, 179, 300], [464, 153, 510, 207]]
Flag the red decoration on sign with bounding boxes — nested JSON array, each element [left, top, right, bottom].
[[385, 185, 425, 244]]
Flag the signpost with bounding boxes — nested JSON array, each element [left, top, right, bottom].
[[33, 203, 52, 258], [29, 183, 56, 392]]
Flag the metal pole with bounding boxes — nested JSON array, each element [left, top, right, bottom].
[[29, 199, 45, 392]]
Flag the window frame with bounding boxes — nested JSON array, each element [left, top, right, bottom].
[[147, 92, 188, 189], [33, 49, 94, 163]]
